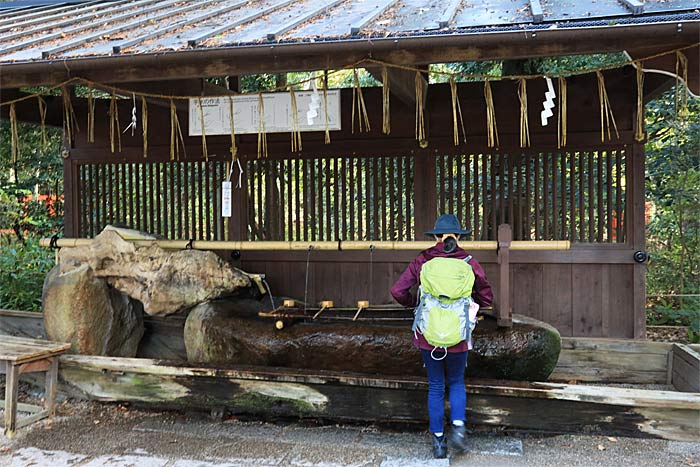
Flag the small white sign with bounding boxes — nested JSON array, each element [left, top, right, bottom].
[[221, 181, 232, 218], [189, 90, 341, 136]]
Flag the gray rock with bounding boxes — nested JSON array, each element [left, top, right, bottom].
[[59, 228, 251, 316], [42, 264, 144, 356], [184, 297, 561, 381]]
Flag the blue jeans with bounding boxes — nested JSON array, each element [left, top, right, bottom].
[[421, 350, 468, 434]]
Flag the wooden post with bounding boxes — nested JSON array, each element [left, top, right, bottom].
[[628, 143, 647, 339], [497, 224, 513, 327], [4, 363, 19, 438], [44, 357, 58, 418]]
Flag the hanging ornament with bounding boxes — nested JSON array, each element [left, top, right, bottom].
[[540, 77, 556, 126]]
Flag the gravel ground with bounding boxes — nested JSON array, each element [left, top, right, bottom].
[[0, 401, 698, 467]]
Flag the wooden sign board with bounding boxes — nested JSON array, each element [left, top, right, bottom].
[[188, 90, 341, 136]]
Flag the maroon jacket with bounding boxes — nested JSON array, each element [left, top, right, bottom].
[[391, 242, 493, 353]]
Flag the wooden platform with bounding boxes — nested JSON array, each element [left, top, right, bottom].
[[56, 355, 700, 442], [0, 335, 70, 438]]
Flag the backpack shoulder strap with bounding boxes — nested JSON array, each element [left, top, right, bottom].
[[464, 255, 472, 263]]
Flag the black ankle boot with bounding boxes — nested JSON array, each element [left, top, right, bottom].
[[448, 423, 468, 452], [432, 433, 447, 459]]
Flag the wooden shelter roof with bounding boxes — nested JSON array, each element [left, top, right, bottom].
[[0, 0, 698, 88]]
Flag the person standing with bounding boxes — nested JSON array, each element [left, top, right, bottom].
[[391, 214, 493, 458]]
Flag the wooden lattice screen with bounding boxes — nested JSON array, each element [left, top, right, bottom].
[[436, 148, 627, 242], [247, 155, 415, 241], [77, 161, 229, 240], [75, 149, 626, 243]]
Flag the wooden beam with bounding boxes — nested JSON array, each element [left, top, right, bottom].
[[438, 0, 461, 29], [497, 224, 513, 327], [0, 0, 166, 55], [113, 0, 250, 54], [2, 24, 697, 88], [529, 0, 544, 23], [54, 354, 700, 441], [366, 66, 428, 107], [672, 344, 700, 393], [267, 0, 345, 41], [618, 0, 644, 15], [42, 1, 207, 58], [350, 0, 399, 35], [186, 0, 296, 47]]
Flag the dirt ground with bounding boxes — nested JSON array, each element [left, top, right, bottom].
[[0, 400, 699, 467], [647, 325, 694, 344]]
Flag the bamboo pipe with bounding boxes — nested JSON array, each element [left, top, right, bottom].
[[40, 238, 570, 251]]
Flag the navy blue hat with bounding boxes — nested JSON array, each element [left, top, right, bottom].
[[424, 214, 471, 236]]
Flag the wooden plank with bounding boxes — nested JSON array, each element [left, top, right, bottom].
[[618, 0, 643, 15], [534, 152, 540, 240], [530, 0, 544, 22], [672, 344, 700, 392], [55, 355, 700, 441], [543, 152, 549, 238], [552, 151, 558, 240], [512, 264, 543, 322], [572, 264, 603, 336], [542, 264, 572, 336], [588, 150, 594, 242], [490, 154, 497, 239], [525, 152, 531, 240], [45, 357, 58, 417], [473, 152, 480, 239], [607, 264, 634, 338], [405, 154, 412, 239], [3, 362, 18, 437]]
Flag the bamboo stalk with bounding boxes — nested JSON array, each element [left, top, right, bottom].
[[40, 238, 570, 251]]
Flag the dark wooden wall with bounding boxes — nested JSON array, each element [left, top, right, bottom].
[[57, 67, 646, 338]]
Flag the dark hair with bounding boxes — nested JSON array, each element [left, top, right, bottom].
[[443, 236, 458, 253]]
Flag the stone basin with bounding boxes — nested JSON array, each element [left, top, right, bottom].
[[184, 298, 561, 381]]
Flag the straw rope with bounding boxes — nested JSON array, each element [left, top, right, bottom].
[[37, 96, 47, 149], [1, 44, 696, 108], [415, 71, 426, 143], [635, 62, 645, 141], [9, 103, 20, 164], [257, 93, 268, 159], [557, 77, 567, 148], [484, 80, 499, 148], [62, 86, 78, 148], [518, 78, 530, 148], [351, 69, 371, 133], [449, 76, 466, 146], [228, 96, 237, 161], [86, 89, 95, 143], [381, 66, 390, 135], [141, 96, 148, 158], [675, 51, 689, 118], [169, 98, 185, 161], [289, 86, 302, 152], [596, 71, 619, 142], [197, 96, 208, 161], [109, 90, 122, 153]]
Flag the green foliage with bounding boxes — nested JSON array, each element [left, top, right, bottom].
[[645, 90, 700, 299], [0, 235, 55, 312], [647, 297, 700, 343], [0, 120, 64, 240]]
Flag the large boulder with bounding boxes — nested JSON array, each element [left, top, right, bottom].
[[184, 298, 561, 381], [42, 264, 144, 356], [59, 227, 251, 316]]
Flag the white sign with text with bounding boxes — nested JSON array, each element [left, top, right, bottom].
[[188, 90, 341, 136]]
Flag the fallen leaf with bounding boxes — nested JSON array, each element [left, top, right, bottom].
[[93, 420, 100, 424], [597, 444, 606, 451], [0, 447, 10, 453], [607, 437, 618, 442]]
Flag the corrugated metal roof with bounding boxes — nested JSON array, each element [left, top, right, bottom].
[[0, 0, 697, 64]]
